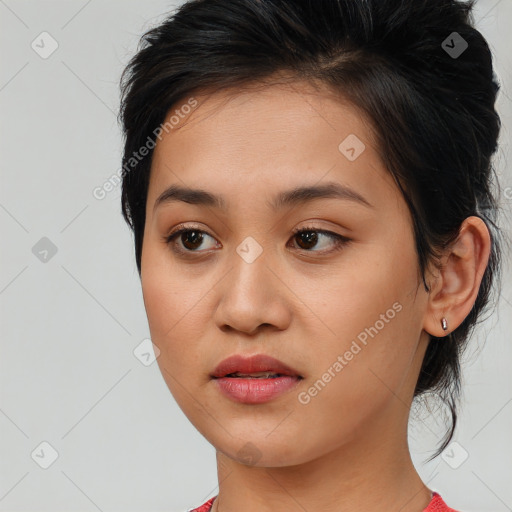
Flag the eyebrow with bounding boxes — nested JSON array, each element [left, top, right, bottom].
[[153, 181, 373, 213]]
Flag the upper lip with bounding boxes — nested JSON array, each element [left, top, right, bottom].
[[211, 354, 303, 378]]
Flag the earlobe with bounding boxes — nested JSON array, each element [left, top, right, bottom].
[[423, 216, 491, 338]]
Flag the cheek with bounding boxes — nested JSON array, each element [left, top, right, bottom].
[[141, 265, 210, 417], [141, 246, 204, 372], [309, 241, 416, 343], [301, 240, 423, 404], [142, 240, 202, 332]]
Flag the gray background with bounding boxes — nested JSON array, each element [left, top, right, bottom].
[[0, 1, 511, 511]]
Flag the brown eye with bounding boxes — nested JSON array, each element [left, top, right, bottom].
[[294, 230, 319, 250], [164, 224, 351, 258], [180, 230, 205, 250], [290, 227, 351, 253], [165, 227, 219, 255]]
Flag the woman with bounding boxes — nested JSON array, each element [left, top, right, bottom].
[[118, 0, 503, 510]]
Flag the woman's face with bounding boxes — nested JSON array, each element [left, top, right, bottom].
[[141, 81, 431, 467]]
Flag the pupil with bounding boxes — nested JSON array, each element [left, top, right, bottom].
[[297, 231, 317, 250], [182, 230, 203, 250]]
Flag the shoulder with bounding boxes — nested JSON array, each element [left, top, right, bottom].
[[187, 493, 460, 512], [424, 492, 461, 512], [187, 496, 216, 512]]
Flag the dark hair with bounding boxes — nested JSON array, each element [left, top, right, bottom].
[[119, 0, 503, 458]]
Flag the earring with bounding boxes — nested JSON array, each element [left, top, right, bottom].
[[441, 317, 448, 331]]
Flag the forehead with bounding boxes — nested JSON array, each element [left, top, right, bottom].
[[154, 79, 374, 158], [147, 80, 392, 212]]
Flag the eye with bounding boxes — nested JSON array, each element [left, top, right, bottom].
[[163, 224, 351, 257], [289, 226, 351, 254], [164, 225, 219, 256]]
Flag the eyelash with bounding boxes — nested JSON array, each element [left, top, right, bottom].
[[164, 223, 351, 257]]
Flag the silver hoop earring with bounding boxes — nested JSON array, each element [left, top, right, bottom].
[[441, 317, 448, 331]]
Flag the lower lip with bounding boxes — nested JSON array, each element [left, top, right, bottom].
[[212, 376, 301, 404]]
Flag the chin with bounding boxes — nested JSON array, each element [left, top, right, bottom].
[[210, 430, 315, 468]]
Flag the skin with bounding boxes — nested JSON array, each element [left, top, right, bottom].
[[140, 78, 491, 512]]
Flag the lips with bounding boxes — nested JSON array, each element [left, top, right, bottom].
[[210, 354, 303, 379], [211, 354, 303, 404]]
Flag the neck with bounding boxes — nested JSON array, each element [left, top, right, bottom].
[[211, 410, 431, 512]]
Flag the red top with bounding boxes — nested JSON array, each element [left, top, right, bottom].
[[189, 492, 459, 512]]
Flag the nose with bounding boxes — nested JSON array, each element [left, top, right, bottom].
[[213, 246, 292, 335]]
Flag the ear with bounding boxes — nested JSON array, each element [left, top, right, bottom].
[[423, 216, 491, 337]]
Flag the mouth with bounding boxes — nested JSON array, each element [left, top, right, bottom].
[[221, 371, 299, 379], [210, 355, 304, 404], [210, 354, 304, 380]]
